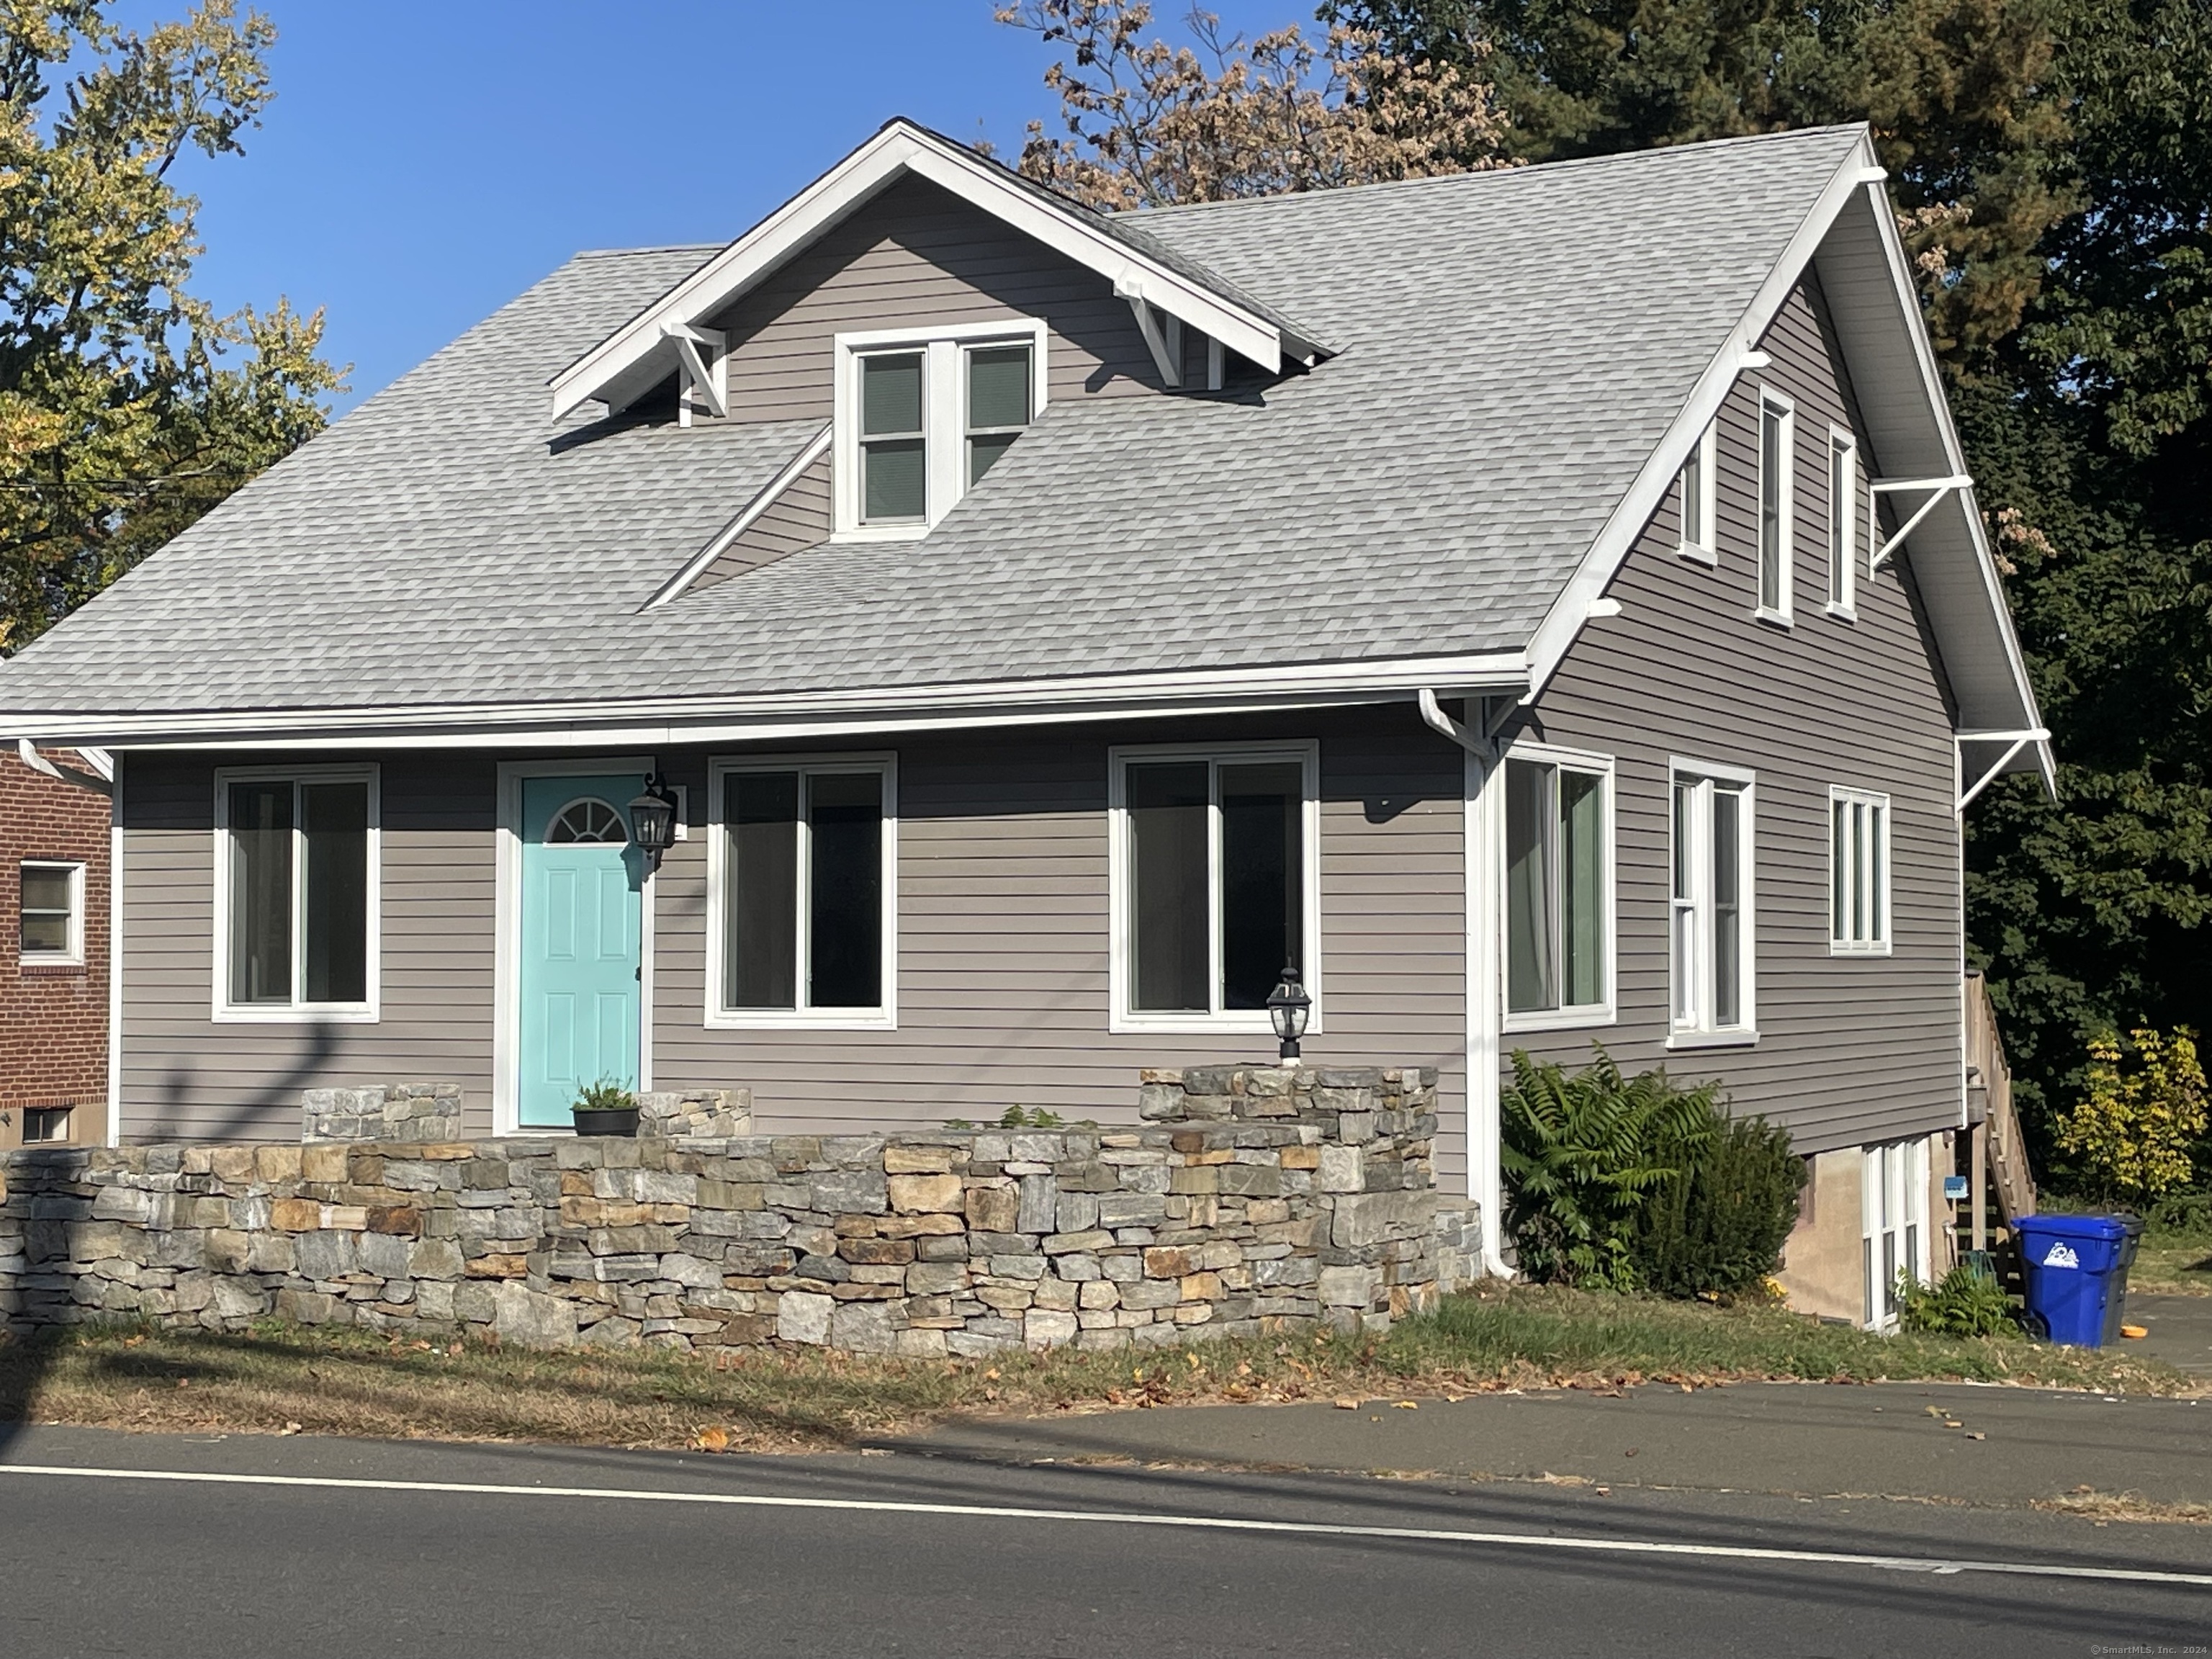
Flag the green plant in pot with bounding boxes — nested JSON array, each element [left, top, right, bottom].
[[571, 1077, 639, 1137]]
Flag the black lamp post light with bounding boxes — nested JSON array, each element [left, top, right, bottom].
[[628, 771, 680, 873], [1267, 962, 1311, 1064]]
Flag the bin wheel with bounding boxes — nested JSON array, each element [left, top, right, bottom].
[[2025, 1310, 2050, 1341]]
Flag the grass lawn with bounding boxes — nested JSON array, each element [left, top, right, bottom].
[[2130, 1223, 2212, 1295], [0, 1283, 2190, 1455]]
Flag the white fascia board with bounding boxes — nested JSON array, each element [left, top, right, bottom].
[[12, 652, 1527, 752], [1521, 138, 1881, 703], [549, 122, 1288, 419]]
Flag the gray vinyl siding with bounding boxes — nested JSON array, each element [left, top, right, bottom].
[[1506, 274, 1961, 1157], [116, 752, 499, 1141], [703, 174, 1165, 425], [694, 449, 831, 591], [113, 711, 1471, 1179]]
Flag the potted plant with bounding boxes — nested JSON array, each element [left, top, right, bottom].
[[571, 1077, 640, 1137]]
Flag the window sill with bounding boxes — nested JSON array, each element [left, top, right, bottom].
[[213, 1004, 380, 1025], [19, 957, 86, 974], [1824, 603, 1858, 624], [1753, 606, 1794, 630], [830, 524, 929, 544], [1828, 942, 1893, 958], [706, 1010, 898, 1032], [1675, 541, 1717, 566], [1503, 1005, 1617, 1035], [1665, 1028, 1759, 1051]]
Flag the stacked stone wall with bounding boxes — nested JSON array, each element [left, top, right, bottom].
[[0, 1066, 1477, 1354]]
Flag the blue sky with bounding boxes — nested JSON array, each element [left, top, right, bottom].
[[159, 1, 1298, 413]]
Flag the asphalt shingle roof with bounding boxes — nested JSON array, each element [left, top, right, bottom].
[[0, 125, 1866, 724]]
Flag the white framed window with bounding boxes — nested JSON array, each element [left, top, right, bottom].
[[706, 755, 897, 1030], [1755, 390, 1795, 624], [1827, 427, 1858, 616], [1863, 1137, 1930, 1328], [1109, 742, 1321, 1035], [22, 1105, 71, 1143], [1668, 760, 1755, 1046], [18, 860, 84, 966], [1676, 420, 1717, 562], [212, 765, 379, 1022], [1830, 787, 1891, 955], [832, 319, 1048, 539], [1502, 745, 1614, 1030]]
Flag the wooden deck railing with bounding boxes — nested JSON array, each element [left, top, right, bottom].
[[1964, 970, 2037, 1249]]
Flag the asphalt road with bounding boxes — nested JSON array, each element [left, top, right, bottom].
[[1, 1424, 2207, 1658]]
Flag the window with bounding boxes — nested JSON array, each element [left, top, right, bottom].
[[1110, 744, 1318, 1032], [1863, 1138, 1929, 1327], [1503, 748, 1613, 1025], [21, 1106, 71, 1143], [1827, 428, 1858, 615], [708, 757, 896, 1027], [1670, 764, 1755, 1042], [834, 320, 1046, 537], [1830, 788, 1890, 954], [215, 768, 377, 1019], [1756, 392, 1794, 622], [19, 860, 83, 965], [1677, 421, 1717, 562]]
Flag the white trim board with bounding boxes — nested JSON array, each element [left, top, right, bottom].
[[493, 757, 657, 1136], [20, 654, 1528, 751], [647, 423, 831, 609], [548, 120, 1323, 419]]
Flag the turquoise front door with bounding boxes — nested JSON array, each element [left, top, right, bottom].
[[518, 775, 644, 1126]]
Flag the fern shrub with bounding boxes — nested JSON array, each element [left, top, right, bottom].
[[1632, 1111, 1806, 1298], [1896, 1260, 2020, 1336], [1498, 1049, 1718, 1290]]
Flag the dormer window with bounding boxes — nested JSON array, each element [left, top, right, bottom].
[[834, 320, 1047, 538]]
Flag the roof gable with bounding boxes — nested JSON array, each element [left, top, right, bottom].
[[549, 118, 1331, 420]]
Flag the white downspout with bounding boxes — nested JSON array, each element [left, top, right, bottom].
[[14, 737, 113, 796], [1418, 690, 1515, 1278]]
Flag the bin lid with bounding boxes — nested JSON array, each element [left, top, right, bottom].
[[2013, 1213, 2130, 1241]]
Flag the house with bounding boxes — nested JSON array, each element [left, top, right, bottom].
[[0, 120, 2049, 1326], [0, 743, 111, 1149]]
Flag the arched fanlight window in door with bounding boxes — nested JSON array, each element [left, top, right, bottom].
[[545, 799, 629, 845]]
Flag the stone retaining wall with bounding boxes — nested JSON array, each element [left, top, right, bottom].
[[0, 1066, 1477, 1354]]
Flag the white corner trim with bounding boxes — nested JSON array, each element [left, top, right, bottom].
[[647, 423, 832, 609], [105, 761, 122, 1147], [548, 121, 1305, 418]]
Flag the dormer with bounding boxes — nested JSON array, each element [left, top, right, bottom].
[[548, 118, 1331, 457]]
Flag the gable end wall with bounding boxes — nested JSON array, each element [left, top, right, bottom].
[[1506, 275, 1964, 1158]]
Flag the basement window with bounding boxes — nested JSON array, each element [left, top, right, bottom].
[[834, 320, 1047, 538], [22, 1106, 70, 1143]]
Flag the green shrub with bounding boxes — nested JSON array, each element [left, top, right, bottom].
[[1631, 1111, 1806, 1298], [1897, 1260, 2020, 1336], [1499, 1048, 1718, 1290], [572, 1077, 637, 1114]]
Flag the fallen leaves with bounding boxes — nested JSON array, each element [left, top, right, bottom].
[[696, 1426, 730, 1453]]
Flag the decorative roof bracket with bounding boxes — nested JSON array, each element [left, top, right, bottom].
[[1115, 277, 1182, 387], [1869, 473, 1972, 571], [1956, 727, 2050, 810]]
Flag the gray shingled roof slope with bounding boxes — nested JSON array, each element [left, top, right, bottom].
[[0, 125, 1863, 720]]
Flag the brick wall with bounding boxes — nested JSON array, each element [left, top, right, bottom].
[[0, 747, 109, 1147]]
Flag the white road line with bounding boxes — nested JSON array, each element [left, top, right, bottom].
[[2, 1462, 2206, 1590]]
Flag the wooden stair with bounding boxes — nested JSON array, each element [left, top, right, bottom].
[[1964, 971, 2037, 1275]]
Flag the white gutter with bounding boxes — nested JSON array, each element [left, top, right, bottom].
[[8, 652, 1529, 752], [1418, 688, 1515, 1279]]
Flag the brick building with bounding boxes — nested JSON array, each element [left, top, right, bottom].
[[0, 745, 109, 1148]]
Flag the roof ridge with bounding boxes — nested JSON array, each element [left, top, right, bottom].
[[569, 241, 727, 260], [1123, 122, 1870, 221]]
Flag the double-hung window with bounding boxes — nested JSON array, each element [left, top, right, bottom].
[[1830, 787, 1890, 954], [1676, 421, 1717, 562], [19, 860, 84, 966], [1110, 743, 1318, 1033], [1756, 390, 1795, 623], [1827, 428, 1858, 616], [215, 767, 378, 1020], [1863, 1138, 1929, 1327], [1503, 747, 1614, 1026], [835, 320, 1047, 537], [709, 757, 896, 1028], [1670, 763, 1754, 1042]]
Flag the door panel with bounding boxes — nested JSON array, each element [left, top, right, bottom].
[[518, 775, 644, 1126]]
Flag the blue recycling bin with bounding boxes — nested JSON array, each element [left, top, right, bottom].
[[2013, 1213, 2140, 1346]]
